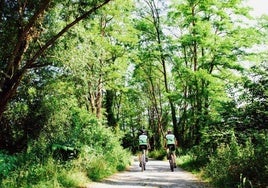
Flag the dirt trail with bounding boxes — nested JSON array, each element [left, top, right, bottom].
[[86, 157, 210, 188]]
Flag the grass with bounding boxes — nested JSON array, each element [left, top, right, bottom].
[[177, 154, 212, 187]]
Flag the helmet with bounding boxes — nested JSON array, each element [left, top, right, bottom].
[[140, 129, 146, 135]]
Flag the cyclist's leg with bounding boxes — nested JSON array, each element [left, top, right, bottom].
[[145, 145, 148, 162], [172, 145, 177, 167], [138, 146, 142, 167], [166, 146, 169, 159]]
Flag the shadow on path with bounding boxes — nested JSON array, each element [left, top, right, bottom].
[[86, 158, 210, 188]]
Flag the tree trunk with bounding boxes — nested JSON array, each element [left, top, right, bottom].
[[104, 90, 117, 128], [0, 70, 25, 120]]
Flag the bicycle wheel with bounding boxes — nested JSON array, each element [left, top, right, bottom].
[[141, 149, 146, 171], [169, 153, 174, 172]]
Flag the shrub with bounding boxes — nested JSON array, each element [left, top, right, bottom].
[[177, 153, 200, 173], [203, 133, 268, 188], [0, 152, 17, 181], [149, 149, 166, 160], [204, 144, 234, 187], [0, 108, 131, 187], [58, 170, 89, 187], [87, 155, 110, 181]]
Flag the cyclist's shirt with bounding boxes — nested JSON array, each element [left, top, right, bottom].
[[166, 134, 175, 145], [139, 134, 148, 145]]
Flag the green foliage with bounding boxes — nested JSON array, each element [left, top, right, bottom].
[[1, 0, 267, 188], [1, 157, 56, 188], [1, 156, 90, 188], [149, 149, 166, 160], [203, 133, 268, 187], [181, 147, 209, 172], [0, 107, 131, 187], [177, 154, 201, 174], [0, 152, 17, 181], [87, 155, 111, 181], [71, 111, 132, 181], [57, 170, 89, 188], [178, 130, 267, 187]]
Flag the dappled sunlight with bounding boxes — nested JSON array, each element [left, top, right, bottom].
[[87, 159, 207, 188]]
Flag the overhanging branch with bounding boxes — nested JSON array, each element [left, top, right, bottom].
[[25, 0, 113, 70]]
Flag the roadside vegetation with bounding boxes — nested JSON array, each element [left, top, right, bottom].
[[0, 108, 131, 187], [176, 64, 268, 188], [1, 0, 267, 188], [177, 132, 268, 188]]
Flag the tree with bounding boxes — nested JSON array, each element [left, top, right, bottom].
[[0, 0, 113, 121], [132, 0, 176, 149], [167, 0, 261, 148], [56, 0, 135, 122]]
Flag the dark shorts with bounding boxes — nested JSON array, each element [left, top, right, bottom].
[[167, 144, 175, 151], [139, 145, 148, 151]]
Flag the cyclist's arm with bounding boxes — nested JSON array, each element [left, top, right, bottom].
[[175, 139, 178, 147]]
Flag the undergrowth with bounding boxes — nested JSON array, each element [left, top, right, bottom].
[[0, 108, 131, 187], [177, 133, 268, 188]]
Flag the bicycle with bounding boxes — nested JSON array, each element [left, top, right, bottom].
[[140, 148, 147, 171], [167, 145, 176, 172]]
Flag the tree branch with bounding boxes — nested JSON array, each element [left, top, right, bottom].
[[25, 0, 113, 70]]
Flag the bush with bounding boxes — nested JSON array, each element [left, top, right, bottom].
[[87, 155, 110, 181], [0, 152, 17, 181], [149, 149, 166, 160], [0, 108, 131, 187], [204, 133, 268, 188], [58, 170, 89, 187], [204, 144, 235, 187], [177, 153, 201, 173]]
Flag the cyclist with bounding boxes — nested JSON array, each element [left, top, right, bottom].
[[164, 129, 177, 168], [138, 129, 150, 167]]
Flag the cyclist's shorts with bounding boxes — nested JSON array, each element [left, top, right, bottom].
[[167, 144, 175, 151], [139, 145, 147, 151]]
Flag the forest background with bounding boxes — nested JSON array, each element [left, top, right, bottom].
[[0, 0, 267, 187]]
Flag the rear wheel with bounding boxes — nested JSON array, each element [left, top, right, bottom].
[[141, 149, 146, 171], [169, 153, 174, 172]]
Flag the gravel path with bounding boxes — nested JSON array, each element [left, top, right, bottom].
[[86, 157, 210, 188]]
